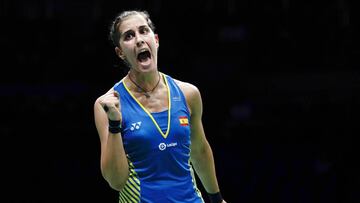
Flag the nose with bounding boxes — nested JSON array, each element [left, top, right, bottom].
[[136, 36, 145, 47]]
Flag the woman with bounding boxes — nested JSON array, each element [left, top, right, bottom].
[[94, 10, 226, 203]]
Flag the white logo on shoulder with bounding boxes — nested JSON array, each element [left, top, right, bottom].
[[173, 96, 181, 101], [130, 122, 141, 131], [158, 142, 178, 151]]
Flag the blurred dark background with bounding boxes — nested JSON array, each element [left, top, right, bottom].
[[1, 0, 360, 202]]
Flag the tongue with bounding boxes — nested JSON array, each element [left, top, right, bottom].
[[139, 55, 149, 62], [138, 55, 151, 67], [137, 52, 151, 67], [138, 52, 150, 62]]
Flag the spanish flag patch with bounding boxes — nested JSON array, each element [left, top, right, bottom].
[[179, 116, 189, 126]]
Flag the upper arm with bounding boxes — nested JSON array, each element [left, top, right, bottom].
[[177, 81, 208, 155]]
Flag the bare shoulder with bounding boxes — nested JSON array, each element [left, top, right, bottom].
[[94, 87, 113, 106], [173, 78, 203, 116], [173, 78, 201, 100]]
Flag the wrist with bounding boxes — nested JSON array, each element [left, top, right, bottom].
[[107, 111, 121, 121], [207, 191, 223, 203], [108, 119, 122, 134]]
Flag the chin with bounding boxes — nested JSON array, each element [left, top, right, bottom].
[[136, 63, 157, 72]]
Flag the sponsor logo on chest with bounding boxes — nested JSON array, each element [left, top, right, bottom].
[[158, 142, 178, 151]]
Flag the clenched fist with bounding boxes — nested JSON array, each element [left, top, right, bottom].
[[98, 89, 121, 121]]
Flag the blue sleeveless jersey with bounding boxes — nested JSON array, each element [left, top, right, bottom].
[[113, 73, 204, 203]]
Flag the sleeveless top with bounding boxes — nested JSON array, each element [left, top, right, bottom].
[[113, 73, 204, 203]]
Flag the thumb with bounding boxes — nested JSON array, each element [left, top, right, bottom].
[[114, 90, 119, 98]]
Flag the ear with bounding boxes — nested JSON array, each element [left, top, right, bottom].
[[115, 47, 125, 60], [155, 34, 159, 49]]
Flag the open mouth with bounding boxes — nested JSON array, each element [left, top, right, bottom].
[[137, 49, 151, 62]]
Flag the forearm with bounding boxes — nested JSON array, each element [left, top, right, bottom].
[[101, 132, 129, 191], [191, 142, 220, 194]]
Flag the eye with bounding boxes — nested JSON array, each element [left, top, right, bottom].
[[140, 27, 150, 34], [123, 32, 134, 41]]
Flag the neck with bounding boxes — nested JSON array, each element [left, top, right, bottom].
[[128, 71, 159, 89], [127, 71, 161, 98]]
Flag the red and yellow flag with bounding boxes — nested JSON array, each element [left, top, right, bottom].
[[179, 116, 189, 126]]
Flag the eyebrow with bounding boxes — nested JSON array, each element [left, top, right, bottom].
[[120, 25, 149, 37]]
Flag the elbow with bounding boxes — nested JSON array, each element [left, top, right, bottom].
[[101, 165, 130, 191], [105, 171, 129, 191], [109, 180, 127, 191]]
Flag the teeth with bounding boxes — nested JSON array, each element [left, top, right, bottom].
[[139, 48, 148, 53]]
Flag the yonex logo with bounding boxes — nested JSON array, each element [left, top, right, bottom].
[[158, 142, 178, 151], [130, 122, 142, 131]]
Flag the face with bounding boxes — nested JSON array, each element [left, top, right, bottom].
[[116, 14, 159, 73]]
